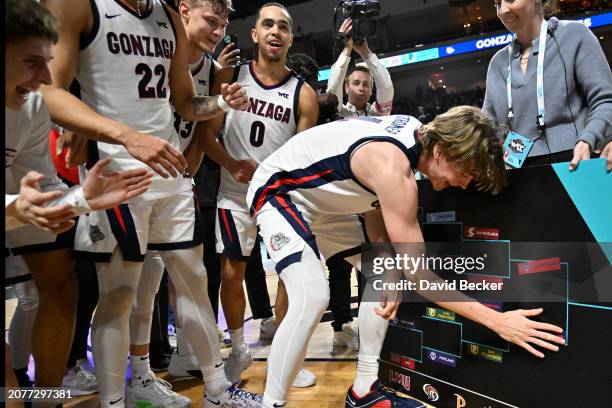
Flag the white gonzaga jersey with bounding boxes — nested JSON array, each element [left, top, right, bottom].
[[219, 61, 305, 210], [76, 0, 190, 200], [173, 54, 218, 153], [247, 115, 422, 217]]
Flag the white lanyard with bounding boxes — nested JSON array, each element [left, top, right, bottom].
[[507, 19, 548, 133]]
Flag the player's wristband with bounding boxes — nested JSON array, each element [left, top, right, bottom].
[[217, 95, 231, 112]]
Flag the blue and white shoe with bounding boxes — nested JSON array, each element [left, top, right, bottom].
[[204, 383, 262, 408], [345, 380, 426, 408]]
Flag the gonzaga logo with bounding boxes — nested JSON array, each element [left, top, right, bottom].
[[389, 370, 410, 392], [509, 138, 525, 154], [270, 233, 290, 251], [423, 384, 439, 402]]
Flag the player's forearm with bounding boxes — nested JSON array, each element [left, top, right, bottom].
[[41, 87, 133, 146], [176, 95, 225, 122], [201, 131, 237, 171], [183, 138, 206, 175]]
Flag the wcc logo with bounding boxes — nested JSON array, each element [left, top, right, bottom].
[[389, 370, 410, 392], [509, 138, 525, 154], [278, 91, 289, 99], [157, 21, 168, 29]]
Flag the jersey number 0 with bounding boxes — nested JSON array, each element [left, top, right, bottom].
[[250, 121, 265, 147]]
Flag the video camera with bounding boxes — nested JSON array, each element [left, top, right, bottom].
[[334, 0, 381, 45]]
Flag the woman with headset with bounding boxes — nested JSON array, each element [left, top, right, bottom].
[[483, 0, 612, 170]]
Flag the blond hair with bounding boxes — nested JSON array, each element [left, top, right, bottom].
[[420, 106, 506, 194], [182, 0, 233, 18]]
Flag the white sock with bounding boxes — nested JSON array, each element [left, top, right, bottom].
[[263, 393, 287, 408], [202, 360, 231, 396], [353, 354, 378, 397], [176, 327, 195, 356], [229, 327, 247, 353], [130, 354, 152, 382]]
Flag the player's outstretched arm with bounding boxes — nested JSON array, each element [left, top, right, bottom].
[[353, 141, 565, 358], [6, 172, 76, 233], [190, 67, 256, 183], [41, 0, 187, 179], [165, 6, 247, 121]]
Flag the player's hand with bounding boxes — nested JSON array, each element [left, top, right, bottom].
[[82, 158, 153, 210], [57, 128, 89, 167], [569, 141, 591, 171], [123, 130, 187, 178], [492, 308, 565, 358], [228, 159, 257, 184], [339, 18, 353, 49], [217, 42, 240, 67], [13, 171, 77, 234], [221, 82, 249, 111], [374, 300, 400, 320], [601, 141, 612, 172]]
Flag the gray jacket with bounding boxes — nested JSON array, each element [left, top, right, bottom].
[[483, 18, 612, 156]]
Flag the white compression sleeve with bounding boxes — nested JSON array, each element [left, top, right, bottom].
[[129, 251, 165, 345], [93, 249, 143, 407], [264, 246, 330, 403]]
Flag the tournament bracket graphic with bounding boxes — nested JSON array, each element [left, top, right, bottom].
[[378, 159, 612, 407]]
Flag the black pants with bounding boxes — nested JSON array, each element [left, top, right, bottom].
[[201, 206, 222, 322], [244, 235, 273, 320], [327, 255, 361, 332], [67, 259, 98, 368]]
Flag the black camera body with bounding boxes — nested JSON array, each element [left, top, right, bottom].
[[334, 0, 381, 45]]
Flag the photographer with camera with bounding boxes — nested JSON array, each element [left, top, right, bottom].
[[327, 16, 394, 117]]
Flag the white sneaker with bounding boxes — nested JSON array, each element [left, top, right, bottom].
[[292, 368, 316, 388], [126, 371, 191, 408], [224, 349, 253, 384], [204, 383, 262, 408], [62, 366, 98, 396], [168, 350, 202, 379], [218, 327, 232, 349], [333, 322, 359, 351], [259, 317, 277, 341]]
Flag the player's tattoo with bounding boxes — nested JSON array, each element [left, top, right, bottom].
[[191, 95, 220, 117]]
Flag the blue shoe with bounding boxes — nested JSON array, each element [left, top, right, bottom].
[[345, 380, 426, 408]]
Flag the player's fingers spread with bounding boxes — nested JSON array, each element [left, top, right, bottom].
[[526, 337, 559, 352], [532, 330, 566, 345], [530, 321, 564, 334]]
